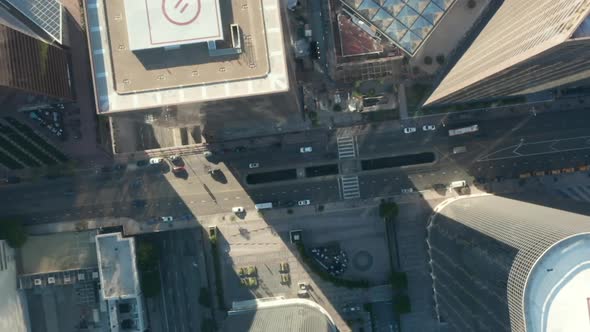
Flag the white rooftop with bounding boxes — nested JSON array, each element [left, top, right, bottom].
[[525, 233, 590, 332], [95, 233, 140, 300], [123, 0, 223, 51]]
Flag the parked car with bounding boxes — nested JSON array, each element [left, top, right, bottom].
[[403, 127, 416, 134], [169, 155, 180, 161], [401, 188, 414, 193], [160, 216, 174, 222], [232, 206, 245, 213], [249, 162, 260, 169], [136, 160, 149, 167], [149, 157, 164, 164], [422, 124, 436, 131], [310, 41, 320, 60], [203, 151, 213, 158], [234, 146, 247, 152], [298, 199, 311, 206], [300, 146, 313, 153], [172, 166, 185, 173]]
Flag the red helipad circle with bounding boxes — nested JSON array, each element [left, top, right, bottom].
[[161, 0, 201, 26]]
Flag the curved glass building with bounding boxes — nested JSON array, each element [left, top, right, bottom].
[[427, 195, 590, 332]]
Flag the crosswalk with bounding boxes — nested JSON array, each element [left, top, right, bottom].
[[340, 175, 360, 199], [554, 186, 590, 202], [337, 136, 356, 159]]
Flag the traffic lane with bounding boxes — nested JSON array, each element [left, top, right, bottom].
[[245, 178, 340, 205], [468, 150, 590, 180]]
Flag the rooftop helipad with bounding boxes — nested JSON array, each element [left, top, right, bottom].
[[124, 0, 223, 51]]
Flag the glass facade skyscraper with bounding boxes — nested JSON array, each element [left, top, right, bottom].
[[425, 0, 590, 105], [428, 195, 590, 332]]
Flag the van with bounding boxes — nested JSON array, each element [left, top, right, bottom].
[[450, 180, 467, 189], [232, 206, 245, 213], [452, 146, 467, 154]]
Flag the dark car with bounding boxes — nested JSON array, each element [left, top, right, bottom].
[[234, 146, 247, 152], [136, 160, 149, 167], [310, 41, 320, 60], [132, 200, 147, 208], [283, 200, 295, 207], [2, 176, 20, 184], [114, 164, 127, 172]]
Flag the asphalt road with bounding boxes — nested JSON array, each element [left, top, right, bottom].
[[3, 109, 590, 225], [149, 229, 202, 332]]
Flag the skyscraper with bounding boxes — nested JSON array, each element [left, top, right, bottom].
[[427, 195, 590, 332], [0, 1, 71, 100], [424, 0, 590, 106]]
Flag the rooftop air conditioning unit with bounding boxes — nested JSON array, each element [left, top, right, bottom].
[[48, 277, 56, 284], [78, 273, 86, 281], [34, 279, 42, 286], [92, 272, 99, 279], [64, 275, 71, 283]]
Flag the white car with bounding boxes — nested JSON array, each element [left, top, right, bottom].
[[403, 127, 416, 134], [422, 124, 436, 131], [298, 199, 311, 206], [300, 146, 313, 153], [232, 206, 245, 213], [149, 157, 164, 164], [168, 155, 180, 161], [249, 163, 260, 169], [401, 188, 414, 194], [161, 216, 174, 222]]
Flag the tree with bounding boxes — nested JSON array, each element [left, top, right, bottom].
[[379, 202, 399, 220], [391, 271, 408, 290], [423, 56, 433, 65], [137, 241, 159, 271], [0, 218, 27, 248], [199, 287, 211, 307], [394, 294, 411, 314]]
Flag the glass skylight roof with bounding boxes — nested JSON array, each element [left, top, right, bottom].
[[4, 0, 62, 43], [342, 0, 456, 55]]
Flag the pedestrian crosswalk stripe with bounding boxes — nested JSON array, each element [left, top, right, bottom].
[[340, 175, 360, 199], [337, 136, 356, 159]]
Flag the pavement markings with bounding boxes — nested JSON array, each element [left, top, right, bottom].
[[340, 175, 361, 200], [337, 136, 356, 159]]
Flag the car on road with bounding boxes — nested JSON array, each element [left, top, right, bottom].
[[136, 160, 148, 167], [113, 164, 127, 172], [248, 162, 260, 169], [401, 188, 414, 194], [149, 157, 164, 164], [234, 146, 247, 152], [232, 206, 245, 213], [298, 199, 311, 206], [300, 146, 313, 153], [2, 176, 20, 184], [403, 127, 416, 134], [132, 200, 146, 208], [282, 200, 296, 207], [161, 216, 174, 222], [422, 124, 436, 131]]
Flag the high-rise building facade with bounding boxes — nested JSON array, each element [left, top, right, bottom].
[[0, 1, 71, 100], [425, 0, 590, 106], [428, 195, 590, 332]]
